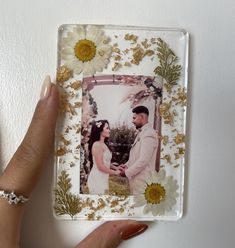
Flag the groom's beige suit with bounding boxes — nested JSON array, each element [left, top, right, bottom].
[[125, 123, 158, 195]]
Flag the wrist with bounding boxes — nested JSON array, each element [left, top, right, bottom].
[[110, 169, 117, 175]]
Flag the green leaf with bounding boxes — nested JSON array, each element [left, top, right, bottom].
[[154, 38, 182, 86], [54, 170, 82, 219]]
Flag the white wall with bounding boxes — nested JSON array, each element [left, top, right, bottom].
[[0, 0, 235, 247]]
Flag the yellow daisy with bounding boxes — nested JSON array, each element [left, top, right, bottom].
[[61, 25, 112, 75], [134, 169, 179, 216]]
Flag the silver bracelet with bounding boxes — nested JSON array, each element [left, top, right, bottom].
[[0, 190, 29, 205]]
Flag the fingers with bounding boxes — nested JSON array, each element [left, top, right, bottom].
[[0, 76, 59, 196], [76, 220, 148, 248]]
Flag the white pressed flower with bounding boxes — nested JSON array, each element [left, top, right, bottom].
[[61, 25, 112, 75], [133, 169, 179, 216], [96, 121, 102, 128]]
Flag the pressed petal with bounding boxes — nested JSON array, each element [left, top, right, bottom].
[[83, 61, 96, 76], [66, 31, 79, 46], [86, 25, 102, 42], [61, 37, 71, 47], [145, 174, 153, 185], [150, 171, 158, 183], [61, 47, 74, 55], [97, 47, 112, 59], [99, 35, 110, 46], [99, 45, 112, 55], [134, 181, 146, 194], [151, 204, 161, 216], [143, 204, 152, 214], [102, 58, 110, 66], [91, 56, 108, 73], [133, 195, 146, 207], [168, 197, 177, 206], [65, 59, 83, 72], [73, 26, 85, 39], [97, 57, 106, 68], [157, 169, 166, 181], [61, 53, 75, 60], [73, 64, 84, 74], [92, 31, 103, 45], [165, 204, 172, 212]]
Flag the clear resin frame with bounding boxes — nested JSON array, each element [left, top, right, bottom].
[[54, 24, 189, 221]]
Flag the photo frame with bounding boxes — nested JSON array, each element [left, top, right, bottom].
[[54, 24, 189, 221]]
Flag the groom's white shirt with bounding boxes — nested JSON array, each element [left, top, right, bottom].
[[125, 123, 158, 195]]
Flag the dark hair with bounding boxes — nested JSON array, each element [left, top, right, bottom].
[[132, 105, 149, 116], [88, 120, 109, 169]]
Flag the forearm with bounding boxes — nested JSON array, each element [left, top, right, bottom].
[[110, 164, 117, 170], [97, 164, 117, 175], [0, 200, 24, 248]]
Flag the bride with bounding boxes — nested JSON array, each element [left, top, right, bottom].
[[87, 120, 120, 194]]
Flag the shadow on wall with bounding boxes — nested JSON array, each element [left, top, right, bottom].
[[182, 30, 193, 218]]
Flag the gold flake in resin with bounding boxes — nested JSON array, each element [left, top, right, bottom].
[[60, 135, 71, 146], [159, 102, 174, 125], [162, 154, 172, 164], [59, 92, 82, 115], [124, 61, 131, 67], [173, 133, 185, 144], [173, 87, 187, 106], [56, 66, 72, 85], [161, 135, 169, 145], [131, 44, 145, 65], [55, 147, 68, 156], [67, 81, 82, 90], [112, 62, 122, 71], [124, 33, 138, 43], [141, 39, 151, 49]]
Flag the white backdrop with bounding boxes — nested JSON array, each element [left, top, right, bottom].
[[0, 0, 235, 247], [91, 85, 155, 127]]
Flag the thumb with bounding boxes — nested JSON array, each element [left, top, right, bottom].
[[0, 76, 59, 196], [76, 221, 148, 248]]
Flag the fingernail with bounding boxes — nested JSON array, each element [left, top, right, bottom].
[[40, 75, 52, 100], [121, 223, 148, 240]]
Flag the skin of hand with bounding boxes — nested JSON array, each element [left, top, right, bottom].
[[120, 170, 127, 177], [0, 76, 148, 248], [117, 165, 127, 176], [118, 164, 127, 170]]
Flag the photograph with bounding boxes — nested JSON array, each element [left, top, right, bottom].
[[80, 74, 162, 195]]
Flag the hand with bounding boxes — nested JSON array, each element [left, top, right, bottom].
[[119, 164, 126, 169], [117, 164, 127, 172], [120, 169, 127, 177], [0, 76, 148, 247], [112, 170, 120, 176], [111, 164, 120, 171]]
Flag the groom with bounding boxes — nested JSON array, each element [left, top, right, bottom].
[[119, 106, 158, 195]]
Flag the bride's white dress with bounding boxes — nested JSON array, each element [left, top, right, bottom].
[[87, 149, 112, 194]]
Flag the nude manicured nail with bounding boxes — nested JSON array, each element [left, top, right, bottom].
[[40, 75, 52, 99], [121, 223, 148, 240]]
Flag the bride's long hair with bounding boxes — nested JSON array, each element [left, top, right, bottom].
[[88, 120, 110, 169]]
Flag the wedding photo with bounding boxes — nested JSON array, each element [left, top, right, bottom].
[[80, 74, 162, 195]]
